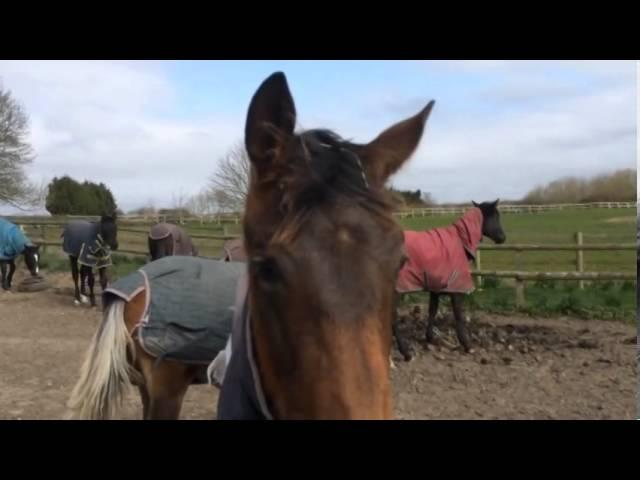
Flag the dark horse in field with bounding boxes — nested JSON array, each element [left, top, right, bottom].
[[61, 215, 119, 307], [393, 200, 506, 360], [0, 218, 41, 291], [68, 72, 435, 420], [148, 222, 198, 261]]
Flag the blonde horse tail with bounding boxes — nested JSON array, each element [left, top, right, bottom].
[[67, 299, 135, 419]]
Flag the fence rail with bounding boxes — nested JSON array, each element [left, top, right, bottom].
[[393, 201, 636, 218], [470, 231, 635, 306]]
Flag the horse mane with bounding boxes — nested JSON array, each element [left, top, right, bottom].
[[277, 128, 392, 218]]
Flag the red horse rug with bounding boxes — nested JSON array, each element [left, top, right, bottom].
[[397, 208, 483, 294]]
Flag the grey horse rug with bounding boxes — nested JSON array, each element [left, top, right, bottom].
[[62, 221, 112, 269], [214, 272, 274, 419], [149, 223, 199, 256], [0, 218, 32, 261], [103, 256, 246, 369], [397, 207, 483, 294]]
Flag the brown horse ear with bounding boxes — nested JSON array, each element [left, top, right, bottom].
[[245, 72, 296, 177], [358, 100, 435, 188], [493, 198, 500, 207]]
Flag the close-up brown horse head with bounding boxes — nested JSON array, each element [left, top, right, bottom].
[[242, 72, 435, 419]]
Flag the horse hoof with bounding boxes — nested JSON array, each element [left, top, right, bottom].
[[73, 299, 81, 306], [80, 295, 90, 305]]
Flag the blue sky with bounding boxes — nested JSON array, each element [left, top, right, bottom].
[[0, 60, 636, 213]]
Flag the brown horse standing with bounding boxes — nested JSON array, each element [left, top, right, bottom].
[[148, 222, 198, 261], [216, 72, 435, 419], [221, 237, 247, 262], [68, 287, 206, 419], [67, 255, 243, 420]]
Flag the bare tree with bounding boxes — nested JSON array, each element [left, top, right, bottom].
[[187, 189, 219, 224], [0, 82, 36, 209], [171, 189, 189, 224], [208, 141, 250, 213]]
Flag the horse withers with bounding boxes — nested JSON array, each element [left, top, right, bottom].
[[216, 72, 435, 419], [0, 218, 40, 291], [61, 214, 119, 307], [394, 200, 506, 359], [148, 222, 198, 261]]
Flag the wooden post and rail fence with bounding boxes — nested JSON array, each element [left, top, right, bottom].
[[473, 237, 636, 306], [10, 216, 636, 309]]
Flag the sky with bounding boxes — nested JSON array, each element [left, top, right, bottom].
[[0, 60, 637, 214]]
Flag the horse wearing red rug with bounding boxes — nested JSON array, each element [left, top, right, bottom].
[[394, 200, 506, 359]]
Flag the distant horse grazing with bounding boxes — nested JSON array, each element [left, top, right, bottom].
[[148, 222, 198, 261], [221, 237, 247, 262], [394, 200, 506, 359], [215, 72, 435, 419], [67, 255, 244, 419], [61, 215, 119, 307], [0, 218, 40, 291]]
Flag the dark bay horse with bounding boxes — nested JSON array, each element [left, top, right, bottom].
[[394, 200, 506, 359], [0, 218, 40, 291], [61, 215, 119, 307], [148, 222, 198, 261], [216, 72, 435, 419]]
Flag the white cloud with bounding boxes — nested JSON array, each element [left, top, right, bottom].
[[391, 66, 636, 203], [0, 60, 243, 213]]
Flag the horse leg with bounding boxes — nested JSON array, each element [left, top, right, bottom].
[[392, 292, 413, 362], [146, 362, 193, 420], [6, 260, 16, 289], [98, 267, 109, 291], [70, 257, 82, 304], [425, 292, 440, 345], [79, 266, 90, 304], [138, 385, 150, 420], [1, 261, 8, 290], [451, 293, 473, 353], [88, 268, 96, 307]]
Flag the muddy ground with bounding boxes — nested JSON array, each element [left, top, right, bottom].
[[0, 271, 636, 420]]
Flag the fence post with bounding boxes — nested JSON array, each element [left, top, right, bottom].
[[475, 250, 482, 288], [515, 278, 525, 307], [575, 231, 584, 289], [40, 224, 47, 254]]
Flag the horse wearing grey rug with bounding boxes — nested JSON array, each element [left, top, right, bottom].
[[68, 255, 246, 419], [61, 216, 118, 307]]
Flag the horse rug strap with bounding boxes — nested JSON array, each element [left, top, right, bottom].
[[0, 218, 31, 261], [397, 207, 483, 294], [103, 256, 245, 367], [149, 223, 199, 256], [216, 272, 274, 420], [62, 220, 112, 269]]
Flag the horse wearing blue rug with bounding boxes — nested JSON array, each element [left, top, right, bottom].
[[68, 255, 245, 420], [61, 215, 118, 307], [0, 218, 40, 291]]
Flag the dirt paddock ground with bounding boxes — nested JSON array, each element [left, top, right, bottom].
[[0, 271, 636, 420]]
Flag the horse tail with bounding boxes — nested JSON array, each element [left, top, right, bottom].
[[67, 299, 135, 419]]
